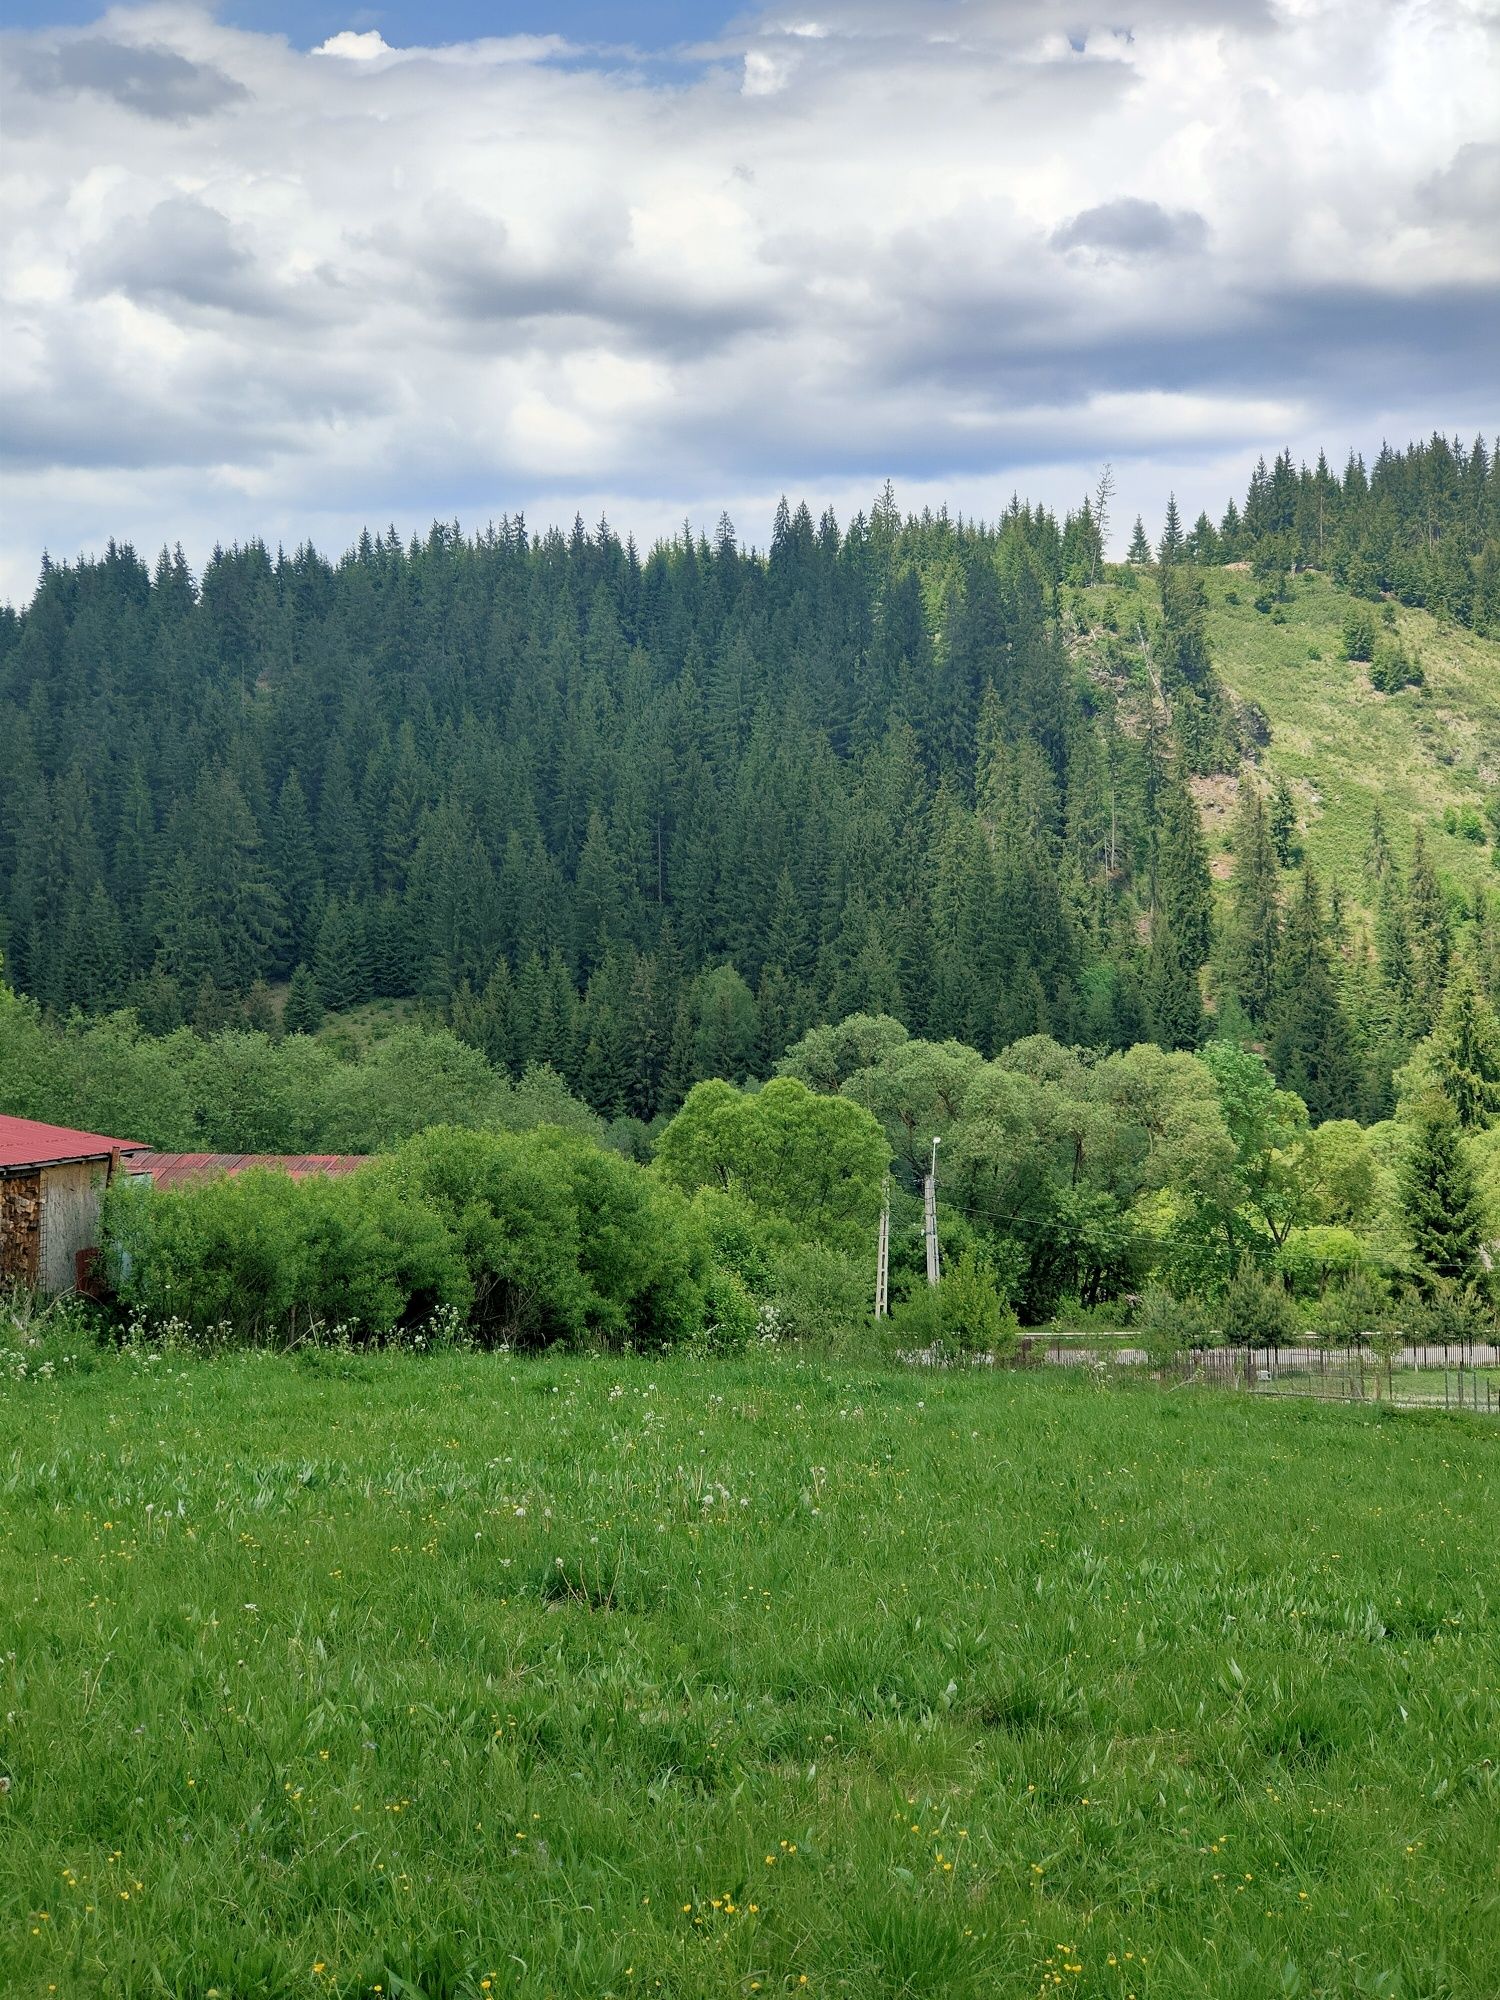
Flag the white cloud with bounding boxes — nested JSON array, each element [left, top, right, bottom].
[[314, 31, 392, 61], [0, 0, 1496, 601]]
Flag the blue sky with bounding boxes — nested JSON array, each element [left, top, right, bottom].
[[1, 1, 1496, 600]]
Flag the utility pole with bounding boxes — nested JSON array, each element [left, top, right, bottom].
[[874, 1178, 890, 1319], [924, 1136, 942, 1288]]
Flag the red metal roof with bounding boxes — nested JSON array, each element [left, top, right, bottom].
[[0, 1114, 145, 1171], [132, 1152, 367, 1189]]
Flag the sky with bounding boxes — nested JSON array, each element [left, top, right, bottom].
[[2, 0, 1497, 604]]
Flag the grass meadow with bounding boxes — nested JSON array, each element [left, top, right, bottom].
[[1075, 570, 1500, 896], [1200, 571, 1500, 892], [1, 1347, 1497, 2000]]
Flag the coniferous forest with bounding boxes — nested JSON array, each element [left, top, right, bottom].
[[2, 434, 1497, 1137]]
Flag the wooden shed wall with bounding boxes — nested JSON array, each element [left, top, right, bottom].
[[40, 1161, 106, 1296]]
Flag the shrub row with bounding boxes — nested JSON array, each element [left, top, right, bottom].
[[102, 1126, 720, 1350]]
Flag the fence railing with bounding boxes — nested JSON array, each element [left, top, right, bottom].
[[1001, 1336, 1500, 1413]]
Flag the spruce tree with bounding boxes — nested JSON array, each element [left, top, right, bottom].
[[1222, 781, 1281, 1019], [1268, 866, 1358, 1120], [1269, 776, 1298, 867], [1406, 827, 1451, 1030], [283, 963, 324, 1035], [1425, 967, 1500, 1128], [1401, 1090, 1487, 1294], [1127, 516, 1152, 565], [1157, 494, 1185, 564]]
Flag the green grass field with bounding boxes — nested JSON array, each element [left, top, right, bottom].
[[2, 1349, 1497, 2000]]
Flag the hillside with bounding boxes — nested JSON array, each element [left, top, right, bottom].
[[2, 474, 1497, 1133], [1075, 568, 1500, 899]]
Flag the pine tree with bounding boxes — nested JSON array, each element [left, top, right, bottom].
[[1269, 776, 1298, 867], [1222, 781, 1281, 1019], [1424, 967, 1500, 1128], [1157, 494, 1184, 564], [1401, 1091, 1487, 1294], [1268, 866, 1357, 1119], [1127, 516, 1152, 565], [284, 963, 324, 1035]]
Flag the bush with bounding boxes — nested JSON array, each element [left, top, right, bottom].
[[1369, 641, 1423, 694], [695, 1269, 761, 1352], [1317, 1268, 1391, 1349], [1222, 1264, 1299, 1348], [1442, 803, 1485, 843], [103, 1166, 469, 1346], [767, 1240, 872, 1349], [887, 1251, 1018, 1360], [1399, 1277, 1495, 1348], [1135, 1285, 1215, 1367], [103, 1126, 712, 1352]]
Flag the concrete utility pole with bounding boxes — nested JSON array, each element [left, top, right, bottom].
[[923, 1136, 942, 1287], [874, 1179, 890, 1319]]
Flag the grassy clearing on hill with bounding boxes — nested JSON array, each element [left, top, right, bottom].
[[1078, 571, 1500, 899], [1202, 572, 1500, 893], [2, 1349, 1497, 2000]]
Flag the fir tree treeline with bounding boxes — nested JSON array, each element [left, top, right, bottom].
[[1195, 435, 1498, 632], [0, 442, 1493, 1126], [0, 497, 1199, 1114]]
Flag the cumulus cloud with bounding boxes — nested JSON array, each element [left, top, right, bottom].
[[1052, 198, 1208, 259], [0, 0, 1496, 599], [10, 34, 247, 121]]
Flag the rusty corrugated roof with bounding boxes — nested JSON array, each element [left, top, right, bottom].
[[0, 1114, 145, 1171], [131, 1152, 367, 1189]]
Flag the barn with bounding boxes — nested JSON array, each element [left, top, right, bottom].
[[0, 1115, 147, 1295]]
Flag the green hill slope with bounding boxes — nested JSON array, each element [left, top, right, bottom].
[[1078, 568, 1500, 901]]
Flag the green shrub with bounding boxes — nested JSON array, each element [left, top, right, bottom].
[[1135, 1285, 1215, 1367], [1316, 1268, 1391, 1348], [768, 1240, 872, 1348], [1222, 1264, 1299, 1348], [888, 1251, 1018, 1359], [103, 1125, 711, 1352], [103, 1166, 468, 1345], [1369, 641, 1423, 694], [1399, 1276, 1495, 1348], [695, 1269, 761, 1352], [1442, 802, 1485, 842]]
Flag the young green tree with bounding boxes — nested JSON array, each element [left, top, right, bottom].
[[283, 963, 324, 1036], [1157, 494, 1185, 565], [1268, 867, 1358, 1121], [1222, 781, 1281, 1020], [1269, 776, 1298, 868], [1422, 967, 1500, 1128], [1400, 1090, 1489, 1295]]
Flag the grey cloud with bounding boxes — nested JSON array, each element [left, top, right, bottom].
[[12, 37, 248, 123], [2, 333, 381, 473], [1051, 198, 1209, 258], [398, 207, 780, 356], [84, 198, 273, 317], [80, 198, 347, 328], [1419, 142, 1500, 223]]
